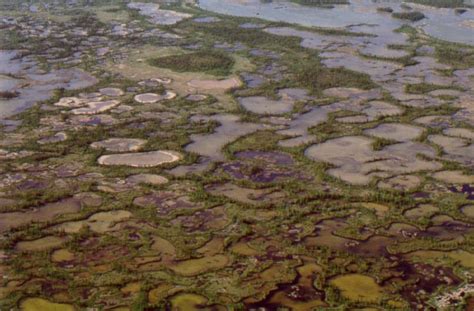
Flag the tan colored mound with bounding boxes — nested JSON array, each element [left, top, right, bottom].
[[187, 77, 242, 91], [134, 91, 176, 104], [432, 170, 474, 184], [99, 87, 124, 97], [97, 150, 182, 167], [71, 100, 120, 115], [90, 138, 147, 152]]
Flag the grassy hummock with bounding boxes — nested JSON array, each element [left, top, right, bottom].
[[392, 11, 426, 21], [294, 62, 376, 94], [405, 83, 463, 94], [291, 0, 349, 7], [407, 0, 467, 8], [148, 50, 235, 76], [377, 7, 394, 13]]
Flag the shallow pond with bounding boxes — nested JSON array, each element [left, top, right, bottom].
[[199, 0, 474, 45], [0, 50, 97, 119], [186, 114, 264, 161]]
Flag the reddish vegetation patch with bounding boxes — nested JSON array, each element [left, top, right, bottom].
[[0, 91, 19, 99], [133, 191, 198, 215], [448, 184, 474, 200], [171, 206, 228, 232], [15, 179, 49, 191], [235, 151, 295, 165], [222, 151, 309, 183], [394, 261, 461, 309], [84, 245, 131, 265]]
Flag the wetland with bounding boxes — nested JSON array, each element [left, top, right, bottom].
[[0, 0, 473, 310]]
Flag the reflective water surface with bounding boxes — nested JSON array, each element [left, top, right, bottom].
[[198, 0, 474, 45]]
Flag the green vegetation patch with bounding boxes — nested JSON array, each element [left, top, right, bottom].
[[170, 293, 208, 310], [330, 274, 384, 302], [377, 7, 394, 13], [291, 0, 349, 7], [407, 0, 467, 8], [0, 91, 19, 99], [183, 22, 302, 51], [20, 298, 75, 311], [148, 50, 234, 76], [435, 44, 474, 68], [294, 62, 376, 94], [372, 137, 398, 151], [392, 11, 426, 21], [169, 254, 229, 276], [405, 83, 462, 94]]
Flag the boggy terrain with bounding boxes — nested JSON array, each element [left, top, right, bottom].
[[0, 0, 473, 310]]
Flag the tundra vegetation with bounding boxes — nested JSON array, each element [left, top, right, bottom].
[[0, 0, 473, 310]]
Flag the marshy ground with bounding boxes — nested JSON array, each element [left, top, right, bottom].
[[0, 0, 473, 310]]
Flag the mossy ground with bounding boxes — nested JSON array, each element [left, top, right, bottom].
[[148, 50, 235, 76], [0, 1, 473, 310]]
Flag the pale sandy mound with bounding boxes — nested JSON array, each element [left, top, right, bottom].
[[90, 138, 147, 152], [54, 97, 85, 108], [99, 87, 124, 97], [126, 174, 169, 185], [71, 100, 120, 115], [97, 150, 182, 167], [127, 2, 191, 25], [462, 20, 474, 29], [37, 132, 67, 144], [134, 91, 176, 104], [187, 77, 242, 91], [432, 170, 474, 184], [443, 128, 474, 140]]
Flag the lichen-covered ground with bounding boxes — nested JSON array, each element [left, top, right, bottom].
[[0, 1, 473, 310]]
